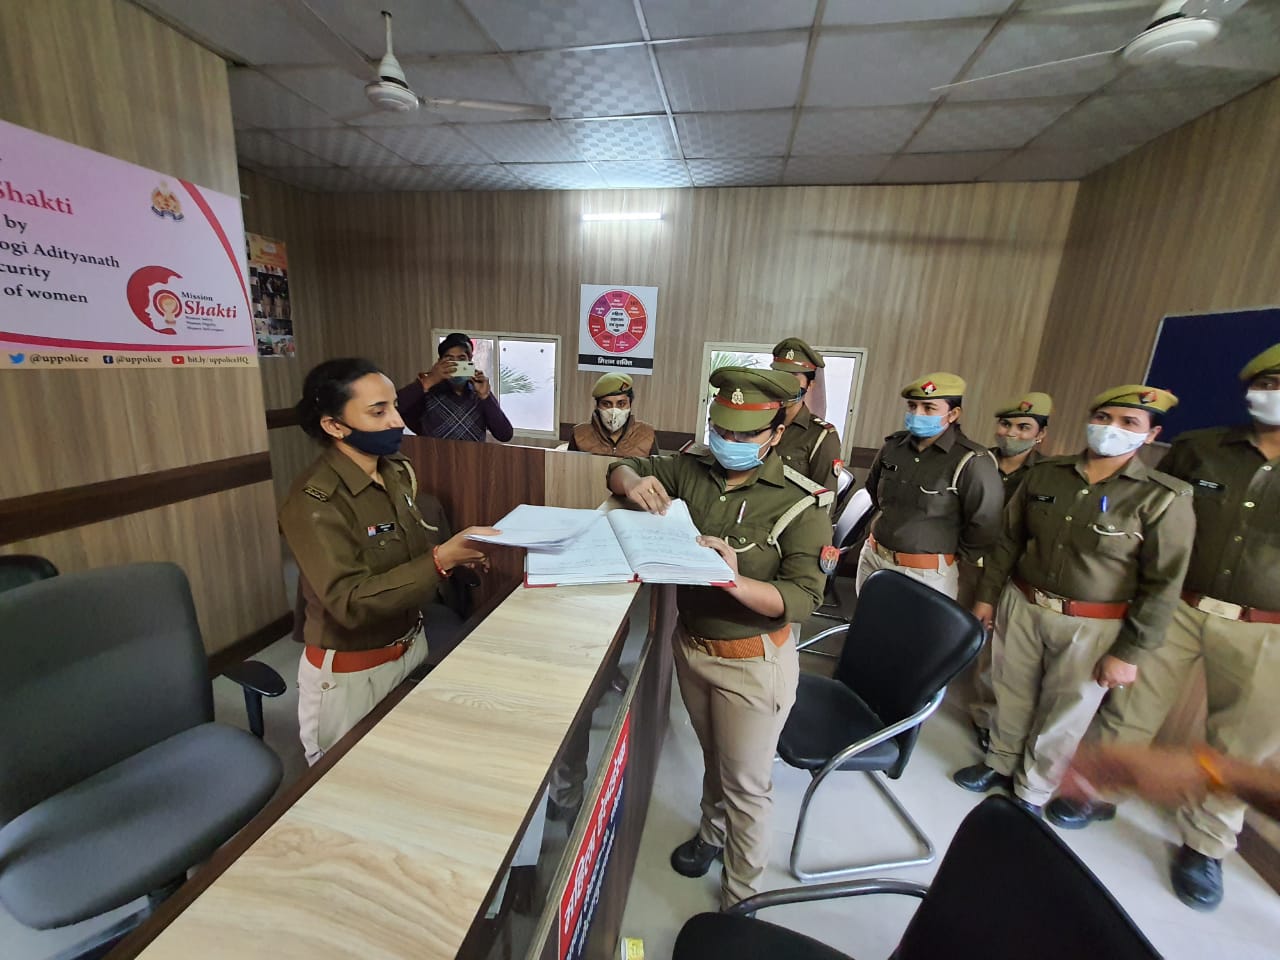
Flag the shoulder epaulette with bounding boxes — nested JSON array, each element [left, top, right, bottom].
[[1148, 468, 1194, 497], [681, 442, 711, 457], [782, 464, 835, 509]]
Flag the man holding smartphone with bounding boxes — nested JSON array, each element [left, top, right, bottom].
[[398, 331, 514, 443]]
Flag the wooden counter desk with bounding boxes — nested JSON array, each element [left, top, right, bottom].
[[122, 581, 642, 960]]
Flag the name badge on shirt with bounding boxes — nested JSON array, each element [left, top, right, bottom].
[[367, 522, 396, 536], [1192, 479, 1224, 491], [1030, 494, 1056, 504]]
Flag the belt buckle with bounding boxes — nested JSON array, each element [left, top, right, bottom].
[[1197, 596, 1244, 621], [1035, 590, 1064, 614]]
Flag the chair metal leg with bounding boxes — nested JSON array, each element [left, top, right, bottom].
[[243, 688, 265, 739], [789, 770, 935, 883]]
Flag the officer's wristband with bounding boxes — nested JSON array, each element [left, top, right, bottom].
[[432, 545, 452, 579]]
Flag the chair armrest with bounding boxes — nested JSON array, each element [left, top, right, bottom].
[[796, 623, 849, 652], [221, 660, 287, 698], [817, 687, 947, 777], [727, 878, 929, 916]]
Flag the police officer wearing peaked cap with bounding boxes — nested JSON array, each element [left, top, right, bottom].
[[568, 372, 659, 457], [607, 366, 832, 910], [858, 371, 1004, 601], [770, 338, 843, 493], [955, 384, 1195, 817], [1049, 343, 1280, 912]]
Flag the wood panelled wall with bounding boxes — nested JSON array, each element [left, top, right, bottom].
[[249, 179, 1077, 469], [1034, 77, 1280, 447], [0, 0, 285, 653]]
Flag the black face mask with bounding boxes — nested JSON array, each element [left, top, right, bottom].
[[337, 423, 403, 456]]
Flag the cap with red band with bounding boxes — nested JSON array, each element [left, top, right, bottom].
[[771, 337, 825, 374], [709, 366, 803, 432]]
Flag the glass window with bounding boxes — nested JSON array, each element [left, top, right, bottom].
[[700, 342, 866, 453], [436, 332, 559, 437]]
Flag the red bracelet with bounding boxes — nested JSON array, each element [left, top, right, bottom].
[[432, 545, 452, 579], [1195, 747, 1229, 794]]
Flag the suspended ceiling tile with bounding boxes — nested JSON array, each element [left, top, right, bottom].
[[228, 69, 338, 129], [674, 111, 794, 159], [1031, 83, 1259, 150], [235, 130, 333, 167], [908, 97, 1079, 152], [300, 0, 496, 57], [782, 155, 892, 185], [791, 105, 932, 156], [656, 33, 810, 112], [363, 125, 495, 164], [401, 57, 538, 122], [877, 150, 1010, 183], [1180, 0, 1280, 75], [510, 46, 666, 118], [686, 157, 785, 187], [272, 128, 407, 166], [260, 167, 382, 191], [639, 0, 818, 40], [461, 0, 642, 50], [266, 66, 392, 122], [504, 162, 608, 189], [806, 23, 994, 107], [594, 160, 692, 189], [981, 143, 1139, 181], [358, 164, 527, 190], [1108, 57, 1273, 93], [562, 117, 679, 161], [824, 0, 1011, 26], [134, 0, 336, 64], [455, 120, 584, 162]]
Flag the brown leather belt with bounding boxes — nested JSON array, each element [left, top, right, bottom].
[[304, 620, 421, 673], [1183, 591, 1280, 625], [1014, 578, 1129, 620], [685, 625, 792, 660], [868, 533, 955, 569]]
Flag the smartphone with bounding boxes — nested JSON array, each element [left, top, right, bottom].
[[451, 360, 476, 378]]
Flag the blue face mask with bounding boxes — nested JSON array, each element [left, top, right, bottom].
[[904, 412, 948, 438], [339, 424, 404, 457], [708, 430, 769, 471]]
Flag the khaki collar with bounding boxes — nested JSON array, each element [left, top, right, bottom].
[[1071, 450, 1150, 483], [324, 444, 378, 495]]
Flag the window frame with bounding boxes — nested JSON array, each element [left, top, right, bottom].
[[431, 329, 563, 440], [695, 341, 869, 459]]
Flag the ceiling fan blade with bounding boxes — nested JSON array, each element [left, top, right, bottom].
[[1018, 0, 1155, 17], [932, 49, 1122, 94], [1180, 0, 1251, 18], [422, 97, 552, 118], [277, 0, 374, 80]]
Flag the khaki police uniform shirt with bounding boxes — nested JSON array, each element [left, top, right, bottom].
[[569, 417, 659, 457], [865, 424, 1003, 562], [280, 446, 450, 651], [1157, 426, 1280, 611], [993, 447, 1043, 502], [776, 406, 842, 490], [977, 453, 1195, 663], [608, 452, 830, 640]]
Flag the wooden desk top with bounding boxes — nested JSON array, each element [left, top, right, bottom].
[[135, 582, 640, 960]]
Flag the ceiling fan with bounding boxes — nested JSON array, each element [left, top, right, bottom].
[[279, 2, 551, 120], [933, 0, 1255, 95]]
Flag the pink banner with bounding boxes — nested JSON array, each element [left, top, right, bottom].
[[1, 118, 256, 370]]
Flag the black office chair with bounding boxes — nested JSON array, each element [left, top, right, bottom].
[[779, 569, 984, 882], [0, 563, 283, 959], [674, 795, 1161, 960], [0, 554, 59, 594]]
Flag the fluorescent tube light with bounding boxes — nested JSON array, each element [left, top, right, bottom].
[[581, 211, 663, 222]]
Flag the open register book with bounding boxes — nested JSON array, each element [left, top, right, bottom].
[[522, 500, 736, 588]]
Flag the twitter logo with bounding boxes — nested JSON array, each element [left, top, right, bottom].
[[8, 353, 24, 365]]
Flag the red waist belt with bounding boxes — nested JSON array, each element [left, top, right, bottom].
[[685, 625, 792, 660], [868, 533, 956, 569], [1014, 578, 1129, 620], [1182, 591, 1280, 624], [304, 640, 410, 673]]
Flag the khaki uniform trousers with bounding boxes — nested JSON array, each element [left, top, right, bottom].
[[1093, 600, 1280, 859], [674, 623, 799, 909], [854, 540, 959, 600], [987, 584, 1121, 805], [297, 624, 429, 766]]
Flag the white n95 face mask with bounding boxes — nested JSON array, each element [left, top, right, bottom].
[[599, 407, 630, 433], [1086, 423, 1148, 458], [1246, 390, 1280, 426]]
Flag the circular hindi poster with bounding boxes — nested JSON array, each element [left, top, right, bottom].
[[587, 289, 648, 355]]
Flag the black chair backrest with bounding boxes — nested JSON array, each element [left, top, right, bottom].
[[835, 569, 983, 777], [0, 562, 213, 822], [0, 554, 58, 595], [896, 796, 1161, 960]]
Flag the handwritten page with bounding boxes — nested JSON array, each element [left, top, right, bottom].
[[524, 514, 636, 587], [607, 500, 736, 586], [468, 504, 601, 550]]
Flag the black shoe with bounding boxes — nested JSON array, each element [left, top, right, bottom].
[[1046, 796, 1117, 830], [1012, 796, 1043, 818], [670, 835, 723, 878], [1171, 845, 1223, 911], [952, 763, 1012, 794], [971, 722, 990, 754]]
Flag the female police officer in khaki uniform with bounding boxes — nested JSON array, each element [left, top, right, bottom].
[[607, 366, 831, 909], [281, 358, 496, 765]]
